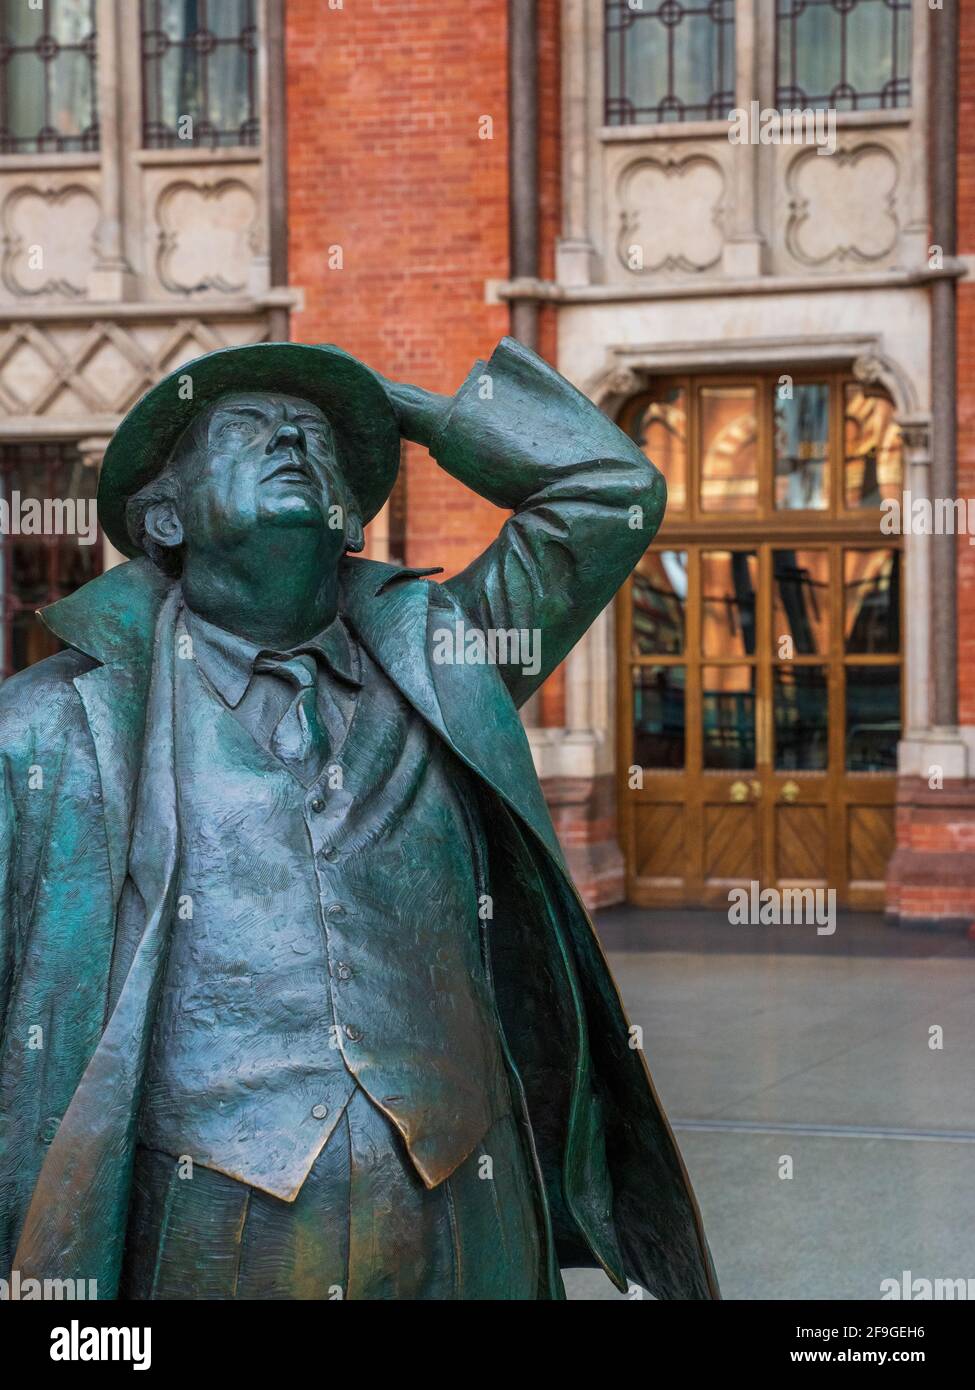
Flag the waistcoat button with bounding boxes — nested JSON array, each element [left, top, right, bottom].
[[310, 797, 325, 813], [311, 1103, 329, 1120], [344, 1024, 363, 1042], [39, 1116, 60, 1144], [335, 961, 353, 981], [322, 846, 340, 862], [326, 903, 346, 918]]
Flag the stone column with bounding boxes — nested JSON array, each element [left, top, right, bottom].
[[264, 0, 291, 340], [555, 0, 597, 287], [529, 604, 625, 909], [888, 416, 973, 929], [508, 0, 539, 348], [900, 417, 933, 738], [80, 436, 126, 571], [722, 0, 766, 278], [365, 500, 390, 565], [89, 0, 136, 300]]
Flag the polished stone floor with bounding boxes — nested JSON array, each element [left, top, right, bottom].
[[563, 910, 975, 1300]]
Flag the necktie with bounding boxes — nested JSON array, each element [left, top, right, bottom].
[[254, 653, 328, 772]]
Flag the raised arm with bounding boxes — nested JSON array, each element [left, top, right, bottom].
[[377, 336, 665, 707]]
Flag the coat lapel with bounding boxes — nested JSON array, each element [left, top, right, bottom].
[[39, 558, 171, 903], [71, 665, 144, 904], [340, 558, 566, 869]]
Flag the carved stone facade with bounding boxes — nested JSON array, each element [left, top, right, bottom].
[[565, 1, 928, 291], [614, 152, 726, 276], [782, 141, 901, 270], [0, 0, 291, 571], [519, 0, 956, 915]]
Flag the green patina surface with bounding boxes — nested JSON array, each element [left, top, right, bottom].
[[0, 337, 718, 1300]]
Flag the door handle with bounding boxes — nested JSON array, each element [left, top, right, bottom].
[[781, 780, 800, 803], [730, 780, 748, 802]]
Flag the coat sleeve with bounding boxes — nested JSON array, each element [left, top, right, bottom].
[[432, 337, 665, 708]]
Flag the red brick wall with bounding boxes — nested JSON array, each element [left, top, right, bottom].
[[286, 0, 568, 725], [285, 0, 510, 580]]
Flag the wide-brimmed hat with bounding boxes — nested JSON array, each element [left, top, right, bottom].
[[98, 342, 401, 558]]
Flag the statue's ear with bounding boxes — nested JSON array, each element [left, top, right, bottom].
[[144, 500, 184, 552], [345, 512, 365, 553]]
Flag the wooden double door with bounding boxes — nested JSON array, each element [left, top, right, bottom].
[[618, 539, 901, 909]]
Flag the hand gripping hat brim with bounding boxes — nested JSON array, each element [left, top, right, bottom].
[[98, 342, 401, 559]]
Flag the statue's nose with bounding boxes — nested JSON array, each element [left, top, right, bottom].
[[267, 421, 306, 453]]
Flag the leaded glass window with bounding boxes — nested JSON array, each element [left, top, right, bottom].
[[141, 0, 260, 149], [776, 0, 913, 112], [0, 0, 98, 154], [605, 0, 735, 126], [774, 382, 830, 511]]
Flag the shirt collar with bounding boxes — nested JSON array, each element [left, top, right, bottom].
[[183, 603, 362, 709]]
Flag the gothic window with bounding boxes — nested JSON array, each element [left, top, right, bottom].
[[0, 0, 98, 154], [776, 0, 913, 111], [604, 0, 736, 126], [620, 373, 904, 521], [141, 0, 260, 149]]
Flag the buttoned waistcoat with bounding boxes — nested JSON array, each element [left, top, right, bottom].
[[140, 613, 510, 1198]]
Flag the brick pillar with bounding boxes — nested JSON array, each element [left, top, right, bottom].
[[543, 769, 626, 909], [886, 1, 975, 932], [887, 779, 975, 929]]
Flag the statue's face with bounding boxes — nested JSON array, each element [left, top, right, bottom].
[[170, 391, 352, 560]]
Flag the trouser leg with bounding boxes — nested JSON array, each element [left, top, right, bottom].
[[121, 1116, 351, 1300], [122, 1089, 547, 1300], [345, 1087, 542, 1300]]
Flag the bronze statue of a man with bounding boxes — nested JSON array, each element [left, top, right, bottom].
[[0, 337, 718, 1300]]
